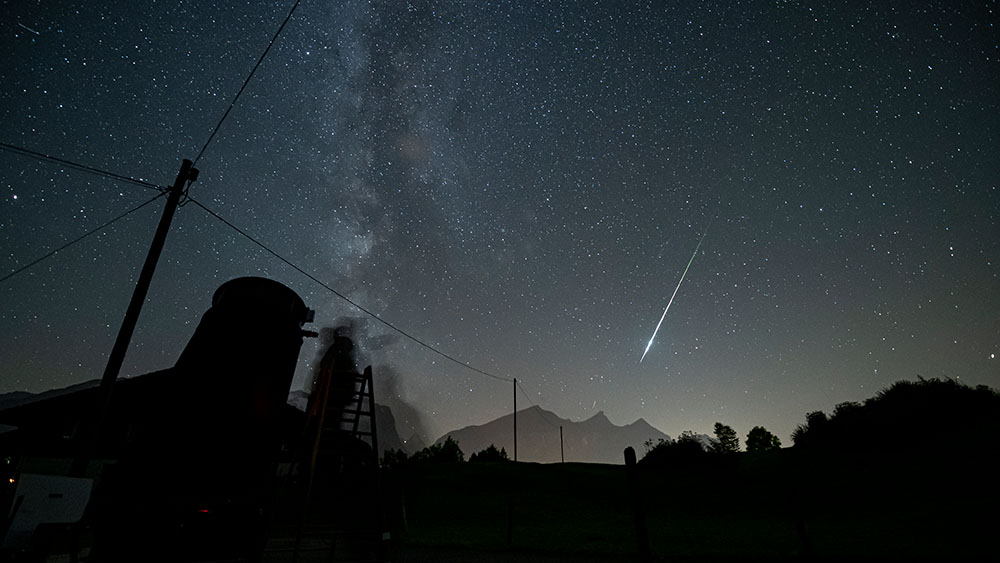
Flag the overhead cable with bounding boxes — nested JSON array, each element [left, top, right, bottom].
[[187, 196, 514, 383], [194, 0, 302, 165], [0, 142, 164, 192], [0, 192, 167, 285], [516, 380, 562, 428]]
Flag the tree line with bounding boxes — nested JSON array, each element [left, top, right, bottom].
[[382, 438, 510, 468], [641, 377, 999, 465], [790, 377, 1000, 452], [380, 378, 998, 467], [638, 423, 781, 466]]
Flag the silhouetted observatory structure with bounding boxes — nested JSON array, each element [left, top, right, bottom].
[[0, 277, 315, 561]]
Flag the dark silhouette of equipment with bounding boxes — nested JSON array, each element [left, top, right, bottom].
[[288, 334, 385, 562], [91, 276, 314, 562]]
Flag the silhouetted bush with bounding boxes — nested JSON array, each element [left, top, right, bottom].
[[381, 448, 410, 469], [791, 410, 829, 447], [410, 436, 464, 464], [790, 378, 1000, 453], [639, 431, 709, 466], [468, 444, 509, 462]]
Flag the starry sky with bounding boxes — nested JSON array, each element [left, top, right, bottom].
[[2, 0, 998, 448]]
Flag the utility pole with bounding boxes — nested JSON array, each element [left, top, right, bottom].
[[508, 377, 516, 546], [560, 425, 564, 463], [71, 159, 197, 476], [512, 378, 517, 462]]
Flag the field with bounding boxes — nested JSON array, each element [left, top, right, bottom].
[[386, 448, 996, 560]]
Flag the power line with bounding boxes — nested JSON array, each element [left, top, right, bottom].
[[0, 192, 167, 285], [194, 0, 302, 166], [187, 196, 514, 384], [4, 1, 561, 424], [516, 380, 561, 429], [0, 142, 165, 192]]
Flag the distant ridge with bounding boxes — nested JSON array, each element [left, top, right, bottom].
[[0, 379, 101, 411], [434, 406, 669, 464], [2, 385, 662, 463]]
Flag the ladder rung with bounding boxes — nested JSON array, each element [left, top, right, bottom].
[[324, 399, 371, 411], [318, 447, 373, 456], [320, 429, 373, 437], [306, 369, 379, 465], [320, 425, 373, 434]]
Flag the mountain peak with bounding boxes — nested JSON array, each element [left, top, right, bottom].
[[434, 407, 668, 464], [582, 411, 611, 425]]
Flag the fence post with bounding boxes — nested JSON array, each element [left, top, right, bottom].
[[624, 447, 651, 561]]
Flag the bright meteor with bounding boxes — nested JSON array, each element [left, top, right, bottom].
[[18, 23, 40, 35], [640, 225, 709, 363]]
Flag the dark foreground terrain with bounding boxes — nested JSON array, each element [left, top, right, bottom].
[[5, 445, 993, 561], [376, 448, 995, 561]]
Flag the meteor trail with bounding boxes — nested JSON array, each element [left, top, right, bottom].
[[640, 225, 709, 362], [18, 23, 40, 35]]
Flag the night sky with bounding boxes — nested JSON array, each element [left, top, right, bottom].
[[2, 1, 997, 448]]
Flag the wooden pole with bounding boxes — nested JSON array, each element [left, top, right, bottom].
[[624, 447, 651, 561], [512, 378, 517, 462], [560, 425, 564, 463], [508, 377, 516, 545], [71, 159, 195, 476]]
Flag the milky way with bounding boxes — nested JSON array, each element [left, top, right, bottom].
[[1, 1, 997, 444]]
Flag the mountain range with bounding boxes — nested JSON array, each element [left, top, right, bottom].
[[2, 385, 669, 465], [432, 405, 670, 464], [292, 390, 671, 464]]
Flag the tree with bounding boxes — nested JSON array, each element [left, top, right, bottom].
[[410, 436, 464, 464], [675, 430, 706, 450], [746, 426, 781, 454], [380, 448, 410, 469], [640, 431, 709, 465], [712, 422, 740, 453], [832, 401, 861, 418], [791, 410, 828, 446], [469, 444, 510, 462], [787, 378, 1000, 453]]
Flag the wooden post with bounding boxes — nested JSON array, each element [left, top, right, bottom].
[[624, 447, 651, 561], [512, 378, 517, 462], [508, 378, 516, 545]]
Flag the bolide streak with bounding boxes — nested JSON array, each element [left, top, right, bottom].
[[639, 226, 708, 363]]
